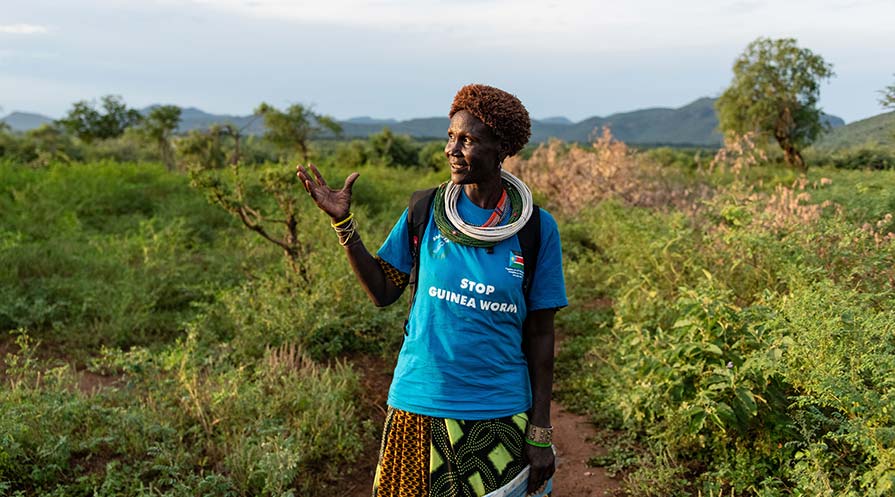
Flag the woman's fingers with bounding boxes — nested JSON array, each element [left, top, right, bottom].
[[304, 180, 317, 199], [342, 172, 360, 194], [296, 164, 313, 190], [527, 467, 546, 494], [309, 163, 328, 188], [524, 446, 554, 495]]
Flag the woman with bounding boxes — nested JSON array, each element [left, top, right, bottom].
[[297, 84, 567, 497]]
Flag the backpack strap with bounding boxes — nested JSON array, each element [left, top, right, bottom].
[[407, 187, 437, 319], [517, 205, 541, 304]]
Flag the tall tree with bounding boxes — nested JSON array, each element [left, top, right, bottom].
[[139, 105, 181, 171], [255, 102, 341, 162], [881, 75, 895, 110], [57, 95, 143, 143], [716, 38, 834, 169]]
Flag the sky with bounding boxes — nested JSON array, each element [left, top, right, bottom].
[[2, 0, 894, 124]]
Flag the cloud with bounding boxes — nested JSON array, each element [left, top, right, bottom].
[[0, 23, 49, 35]]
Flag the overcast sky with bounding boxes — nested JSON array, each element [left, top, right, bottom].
[[2, 0, 893, 123]]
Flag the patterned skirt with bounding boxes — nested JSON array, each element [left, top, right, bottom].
[[372, 407, 550, 497]]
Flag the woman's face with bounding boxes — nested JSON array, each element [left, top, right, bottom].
[[444, 110, 505, 185]]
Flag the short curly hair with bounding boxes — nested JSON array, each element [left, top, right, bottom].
[[449, 84, 531, 157]]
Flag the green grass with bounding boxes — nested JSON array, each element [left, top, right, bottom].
[[2, 148, 894, 496]]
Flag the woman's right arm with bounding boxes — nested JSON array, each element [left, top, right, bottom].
[[297, 163, 405, 307]]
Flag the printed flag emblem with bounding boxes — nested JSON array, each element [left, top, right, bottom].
[[508, 250, 525, 270]]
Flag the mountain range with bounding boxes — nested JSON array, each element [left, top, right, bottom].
[[1, 98, 851, 147], [812, 111, 895, 151]]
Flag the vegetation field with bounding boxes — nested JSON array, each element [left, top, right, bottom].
[[1, 126, 894, 496]]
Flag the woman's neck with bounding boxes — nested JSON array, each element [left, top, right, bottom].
[[464, 175, 503, 209]]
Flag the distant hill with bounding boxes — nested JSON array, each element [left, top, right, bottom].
[[339, 117, 449, 139], [1, 112, 54, 132], [334, 98, 844, 147], [812, 111, 895, 151], [336, 98, 734, 145], [551, 97, 723, 145], [539, 116, 573, 125], [2, 98, 848, 147]]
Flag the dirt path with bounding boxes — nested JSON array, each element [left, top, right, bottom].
[[550, 328, 620, 497], [550, 399, 620, 496], [339, 336, 621, 497]]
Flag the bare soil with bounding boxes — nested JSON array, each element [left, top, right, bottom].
[[551, 399, 620, 496]]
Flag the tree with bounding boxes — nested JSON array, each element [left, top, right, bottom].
[[176, 128, 228, 171], [367, 127, 418, 167], [716, 37, 834, 169], [57, 95, 143, 143], [189, 161, 310, 282], [138, 105, 181, 171], [175, 123, 253, 170], [881, 75, 895, 110], [255, 102, 341, 162]]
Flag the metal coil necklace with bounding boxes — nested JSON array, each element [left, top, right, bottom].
[[434, 170, 533, 248]]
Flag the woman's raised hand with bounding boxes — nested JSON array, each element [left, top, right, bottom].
[[296, 163, 360, 222]]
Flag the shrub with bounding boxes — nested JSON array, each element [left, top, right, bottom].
[[505, 128, 714, 216], [553, 149, 895, 495]]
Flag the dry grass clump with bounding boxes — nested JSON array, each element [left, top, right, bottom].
[[709, 132, 767, 174], [264, 342, 315, 374], [505, 127, 712, 215], [862, 213, 895, 246], [757, 177, 835, 232], [708, 177, 838, 237]]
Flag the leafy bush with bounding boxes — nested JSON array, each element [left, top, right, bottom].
[[550, 150, 895, 495]]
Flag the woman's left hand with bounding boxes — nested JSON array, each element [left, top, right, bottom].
[[524, 443, 555, 495]]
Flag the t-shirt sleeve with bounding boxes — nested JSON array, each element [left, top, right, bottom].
[[376, 208, 413, 274], [527, 208, 568, 311]]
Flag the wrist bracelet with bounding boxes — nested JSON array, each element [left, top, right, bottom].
[[331, 212, 354, 228], [525, 438, 552, 448], [332, 215, 359, 246], [525, 423, 553, 445]]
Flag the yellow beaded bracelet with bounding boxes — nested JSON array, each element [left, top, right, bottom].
[[331, 212, 354, 228]]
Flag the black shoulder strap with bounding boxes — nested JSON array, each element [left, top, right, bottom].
[[407, 187, 437, 312], [518, 205, 541, 303]]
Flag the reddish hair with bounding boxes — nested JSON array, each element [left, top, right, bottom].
[[449, 84, 531, 157]]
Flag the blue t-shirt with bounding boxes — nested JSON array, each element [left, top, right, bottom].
[[377, 188, 568, 420]]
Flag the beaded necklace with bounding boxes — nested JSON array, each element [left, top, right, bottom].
[[433, 179, 524, 248], [481, 189, 508, 228]]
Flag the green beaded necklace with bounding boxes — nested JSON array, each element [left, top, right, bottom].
[[433, 180, 524, 248]]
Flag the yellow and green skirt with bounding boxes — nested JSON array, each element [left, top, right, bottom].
[[372, 407, 550, 497]]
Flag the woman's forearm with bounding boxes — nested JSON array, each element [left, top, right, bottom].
[[524, 309, 556, 428], [342, 233, 404, 307]]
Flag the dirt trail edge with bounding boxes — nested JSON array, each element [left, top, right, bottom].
[[550, 326, 621, 497], [551, 398, 620, 496]]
